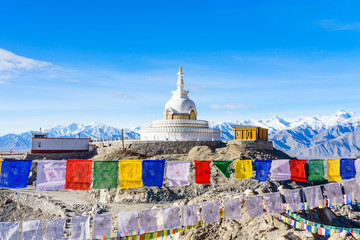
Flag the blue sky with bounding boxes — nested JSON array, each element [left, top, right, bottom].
[[1, 1, 360, 135]]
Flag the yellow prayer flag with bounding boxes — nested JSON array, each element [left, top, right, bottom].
[[118, 160, 143, 189], [234, 160, 252, 179], [326, 159, 342, 182]]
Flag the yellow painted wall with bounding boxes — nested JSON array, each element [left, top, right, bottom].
[[233, 127, 268, 140]]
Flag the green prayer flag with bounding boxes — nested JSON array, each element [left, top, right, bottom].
[[213, 161, 233, 178], [92, 161, 119, 189], [307, 159, 325, 182]]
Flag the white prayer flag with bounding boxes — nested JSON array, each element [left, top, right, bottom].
[[117, 211, 139, 237], [181, 204, 198, 226], [45, 218, 66, 240], [93, 214, 112, 239], [70, 216, 90, 240], [162, 206, 181, 230], [0, 222, 19, 240], [224, 197, 242, 220], [202, 201, 220, 223], [22, 220, 42, 240]]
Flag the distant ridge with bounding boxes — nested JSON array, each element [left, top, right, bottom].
[[1, 110, 360, 158]]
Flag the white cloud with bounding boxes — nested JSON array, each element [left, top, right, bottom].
[[0, 48, 52, 79], [210, 103, 251, 109], [318, 19, 360, 31], [109, 91, 135, 99], [0, 80, 6, 84]]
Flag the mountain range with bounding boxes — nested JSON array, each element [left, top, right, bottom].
[[1, 110, 360, 158]]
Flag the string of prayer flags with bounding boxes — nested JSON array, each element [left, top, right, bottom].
[[194, 160, 211, 184], [0, 222, 19, 240], [139, 208, 158, 234], [182, 204, 198, 226], [341, 179, 360, 203], [234, 160, 252, 179], [254, 160, 271, 181], [284, 189, 302, 212], [142, 160, 165, 187], [45, 218, 66, 240], [93, 161, 119, 189], [326, 159, 342, 182], [70, 216, 90, 240], [270, 159, 291, 181], [303, 186, 323, 210], [307, 159, 325, 182], [244, 195, 263, 218], [118, 160, 143, 189], [93, 214, 112, 239], [202, 201, 220, 224], [290, 159, 307, 182], [162, 207, 181, 230], [36, 160, 67, 191], [0, 159, 32, 188], [224, 197, 242, 220], [340, 158, 356, 179], [117, 211, 139, 237], [324, 182, 344, 206], [213, 161, 232, 178], [22, 220, 42, 240], [263, 192, 284, 214], [65, 159, 92, 190], [166, 161, 190, 187]]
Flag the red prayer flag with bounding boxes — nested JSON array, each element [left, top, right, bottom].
[[290, 159, 307, 182], [65, 159, 93, 190], [194, 160, 211, 184]]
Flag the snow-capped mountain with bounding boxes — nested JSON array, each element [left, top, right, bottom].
[[0, 123, 140, 152], [2, 110, 360, 158], [212, 110, 360, 158]]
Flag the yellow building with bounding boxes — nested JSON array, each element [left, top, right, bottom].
[[233, 125, 268, 140]]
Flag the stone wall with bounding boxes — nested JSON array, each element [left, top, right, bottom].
[[228, 139, 273, 151]]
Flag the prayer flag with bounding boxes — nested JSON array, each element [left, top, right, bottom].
[[93, 214, 112, 239], [202, 201, 220, 224], [93, 161, 119, 189], [182, 204, 198, 226], [117, 211, 139, 236], [355, 159, 360, 177], [270, 159, 291, 181], [290, 159, 307, 182], [36, 160, 66, 191], [341, 179, 360, 203], [326, 159, 342, 182], [224, 197, 242, 220], [284, 189, 302, 212], [0, 159, 32, 188], [245, 195, 263, 218], [254, 160, 271, 181], [234, 160, 252, 179], [22, 220, 42, 240], [139, 208, 157, 234], [213, 161, 232, 178], [263, 192, 284, 213], [340, 158, 356, 180], [0, 222, 19, 240], [118, 160, 143, 189], [324, 182, 344, 206], [194, 160, 211, 184], [162, 207, 181, 230], [70, 216, 90, 240], [65, 159, 92, 190], [142, 160, 165, 187], [303, 186, 323, 210], [307, 159, 325, 182], [166, 161, 190, 187], [45, 218, 66, 240]]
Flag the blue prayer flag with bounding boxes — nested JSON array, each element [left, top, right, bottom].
[[142, 160, 165, 187], [253, 160, 272, 181], [0, 159, 32, 188], [340, 158, 356, 179]]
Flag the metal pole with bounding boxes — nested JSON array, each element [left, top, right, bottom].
[[122, 129, 125, 150]]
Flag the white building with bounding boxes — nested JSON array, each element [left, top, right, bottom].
[[141, 67, 221, 141], [31, 132, 90, 153]]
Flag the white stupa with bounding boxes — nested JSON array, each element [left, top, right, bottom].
[[141, 67, 221, 141]]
